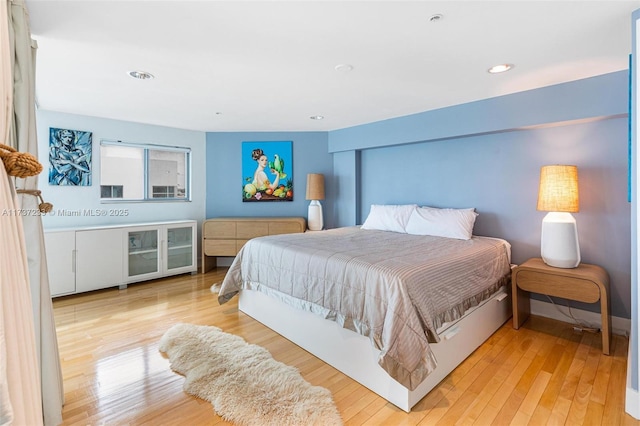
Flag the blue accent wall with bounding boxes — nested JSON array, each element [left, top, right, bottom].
[[359, 117, 630, 318], [205, 131, 334, 227], [331, 150, 360, 226], [204, 71, 630, 320], [329, 71, 631, 319]]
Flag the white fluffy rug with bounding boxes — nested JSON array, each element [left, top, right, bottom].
[[159, 323, 343, 426]]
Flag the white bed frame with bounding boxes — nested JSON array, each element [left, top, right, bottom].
[[239, 287, 512, 412]]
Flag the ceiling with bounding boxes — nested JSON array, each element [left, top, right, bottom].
[[25, 1, 638, 133]]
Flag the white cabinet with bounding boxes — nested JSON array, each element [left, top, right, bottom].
[[44, 231, 76, 296], [44, 228, 123, 297], [76, 228, 123, 293], [125, 225, 161, 282], [165, 223, 197, 274], [45, 220, 197, 297], [124, 222, 196, 283]]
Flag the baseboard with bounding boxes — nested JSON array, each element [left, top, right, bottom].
[[530, 299, 630, 336], [627, 342, 640, 419]]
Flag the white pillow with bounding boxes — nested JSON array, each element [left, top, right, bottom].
[[405, 206, 478, 240], [360, 204, 417, 233]]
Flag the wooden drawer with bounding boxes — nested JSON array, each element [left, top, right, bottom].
[[204, 239, 237, 256], [201, 217, 306, 273], [237, 222, 269, 239], [203, 221, 236, 239], [269, 222, 304, 235]]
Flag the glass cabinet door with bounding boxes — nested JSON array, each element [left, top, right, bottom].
[[166, 225, 194, 271], [127, 228, 160, 277]]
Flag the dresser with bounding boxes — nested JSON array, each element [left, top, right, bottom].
[[201, 217, 306, 272]]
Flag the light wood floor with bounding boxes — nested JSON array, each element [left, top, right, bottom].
[[52, 268, 638, 425]]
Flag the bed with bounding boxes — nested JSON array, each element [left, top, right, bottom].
[[216, 207, 512, 412]]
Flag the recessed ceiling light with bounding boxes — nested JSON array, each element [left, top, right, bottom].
[[429, 14, 443, 22], [310, 115, 324, 120], [488, 64, 514, 74], [334, 64, 353, 73], [128, 70, 154, 80]]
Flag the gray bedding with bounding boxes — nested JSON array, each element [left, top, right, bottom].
[[218, 226, 511, 390]]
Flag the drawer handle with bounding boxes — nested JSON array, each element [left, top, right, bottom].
[[442, 326, 461, 340], [495, 293, 508, 302]]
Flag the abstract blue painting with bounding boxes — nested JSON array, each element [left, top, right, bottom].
[[48, 127, 92, 186]]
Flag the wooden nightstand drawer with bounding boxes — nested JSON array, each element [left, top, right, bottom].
[[515, 270, 600, 303]]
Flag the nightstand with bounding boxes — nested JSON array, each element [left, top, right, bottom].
[[511, 257, 611, 355]]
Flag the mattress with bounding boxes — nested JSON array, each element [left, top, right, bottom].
[[218, 226, 511, 390]]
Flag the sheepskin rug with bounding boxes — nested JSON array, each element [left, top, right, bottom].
[[159, 323, 343, 426]]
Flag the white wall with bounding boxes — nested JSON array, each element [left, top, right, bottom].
[[36, 110, 206, 230]]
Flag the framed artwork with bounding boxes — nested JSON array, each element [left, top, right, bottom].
[[48, 127, 92, 186], [242, 141, 293, 202]]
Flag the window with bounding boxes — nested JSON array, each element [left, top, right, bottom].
[[152, 186, 175, 198], [101, 185, 123, 199], [100, 140, 191, 201]]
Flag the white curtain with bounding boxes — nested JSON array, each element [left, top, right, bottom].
[[0, 160, 43, 426], [0, 6, 43, 421], [0, 1, 9, 142], [3, 0, 63, 424], [0, 2, 16, 424]]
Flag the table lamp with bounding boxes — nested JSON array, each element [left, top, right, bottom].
[[306, 173, 325, 231], [536, 165, 580, 268]]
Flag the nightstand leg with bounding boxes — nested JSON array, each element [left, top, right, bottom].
[[600, 296, 611, 355], [512, 283, 530, 329]]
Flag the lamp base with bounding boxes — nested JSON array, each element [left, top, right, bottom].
[[541, 212, 580, 268], [308, 200, 323, 231]]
